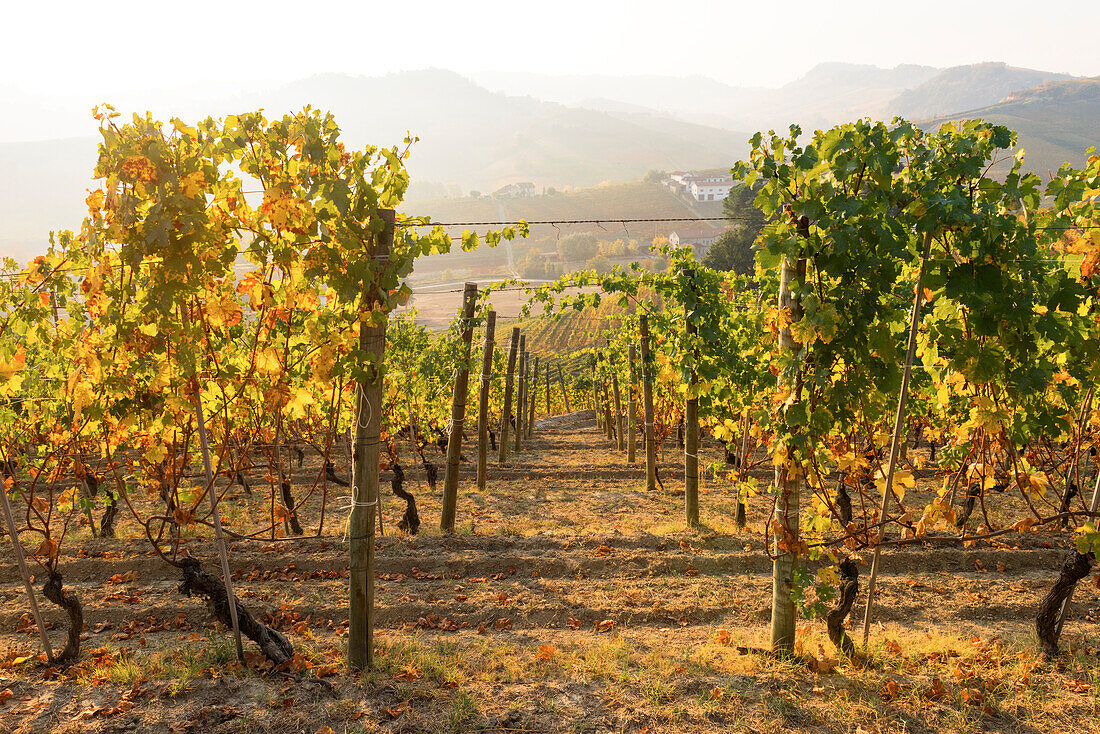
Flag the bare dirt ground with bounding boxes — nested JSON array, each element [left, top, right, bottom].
[[2, 413, 1100, 733]]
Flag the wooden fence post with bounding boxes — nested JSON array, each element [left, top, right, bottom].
[[527, 355, 539, 438], [683, 269, 700, 528], [441, 283, 478, 532], [861, 231, 933, 644], [514, 338, 526, 453], [611, 358, 625, 452], [558, 365, 571, 413], [601, 369, 614, 442], [0, 478, 53, 661], [497, 328, 520, 464], [592, 360, 602, 430], [640, 315, 657, 492], [771, 242, 806, 657], [349, 207, 393, 670], [181, 305, 244, 662], [476, 311, 496, 492], [628, 344, 637, 464]]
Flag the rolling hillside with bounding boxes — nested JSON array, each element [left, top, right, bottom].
[[921, 77, 1100, 175], [890, 62, 1073, 121], [0, 71, 749, 263]]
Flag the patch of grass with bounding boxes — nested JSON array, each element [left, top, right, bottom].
[[448, 689, 483, 731]]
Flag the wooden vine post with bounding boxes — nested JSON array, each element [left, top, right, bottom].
[[611, 357, 625, 452], [640, 314, 657, 492], [861, 231, 934, 644], [527, 355, 539, 438], [441, 283, 478, 532], [592, 360, 602, 430], [348, 208, 394, 671], [515, 337, 526, 453], [771, 242, 807, 655], [181, 305, 245, 662], [683, 269, 700, 527], [627, 344, 637, 464], [601, 368, 615, 442], [190, 376, 245, 661], [0, 479, 53, 661], [558, 365, 571, 413], [476, 310, 496, 491], [545, 363, 551, 415], [497, 327, 521, 463]]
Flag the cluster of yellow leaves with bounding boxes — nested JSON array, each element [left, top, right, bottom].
[[915, 497, 956, 535], [875, 466, 915, 502], [0, 346, 25, 397], [179, 171, 206, 198], [260, 193, 314, 235], [204, 292, 243, 328], [120, 155, 158, 185], [236, 272, 275, 311]]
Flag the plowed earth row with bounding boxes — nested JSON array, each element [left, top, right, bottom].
[[1, 412, 1099, 733]]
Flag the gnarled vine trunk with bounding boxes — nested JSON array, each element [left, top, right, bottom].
[[279, 481, 304, 535], [42, 570, 82, 665], [1036, 550, 1093, 659], [827, 558, 859, 657], [177, 557, 293, 664]]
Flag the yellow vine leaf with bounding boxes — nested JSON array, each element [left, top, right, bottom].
[[179, 171, 206, 198], [0, 347, 26, 382]]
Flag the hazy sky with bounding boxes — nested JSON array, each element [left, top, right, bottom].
[[4, 0, 1098, 95]]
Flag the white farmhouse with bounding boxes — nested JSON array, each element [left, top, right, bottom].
[[669, 228, 724, 257], [689, 177, 734, 202]]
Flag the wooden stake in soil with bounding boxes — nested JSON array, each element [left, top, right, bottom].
[[640, 314, 657, 492], [184, 317, 245, 662], [515, 339, 526, 453], [592, 360, 602, 430], [601, 368, 615, 442], [611, 357, 625, 452], [527, 355, 539, 438], [545, 362, 551, 415], [498, 328, 520, 464], [0, 471, 53, 662], [861, 231, 933, 646], [348, 208, 394, 671], [683, 269, 700, 527], [441, 283, 479, 532], [771, 247, 807, 656], [627, 344, 637, 463], [476, 311, 496, 492], [558, 365, 571, 413]]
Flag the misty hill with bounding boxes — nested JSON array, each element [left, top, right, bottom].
[[229, 71, 750, 195], [762, 63, 940, 130], [472, 71, 763, 120], [0, 70, 751, 262], [890, 62, 1073, 120], [921, 77, 1100, 175], [477, 64, 940, 131]]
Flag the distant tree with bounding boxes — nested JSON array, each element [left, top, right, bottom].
[[517, 251, 549, 279], [644, 169, 668, 183], [586, 254, 612, 273], [469, 190, 481, 199], [557, 233, 599, 263], [702, 228, 755, 275], [704, 182, 764, 275]]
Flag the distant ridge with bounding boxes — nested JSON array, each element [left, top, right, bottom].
[[890, 62, 1074, 121], [920, 77, 1100, 175]]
